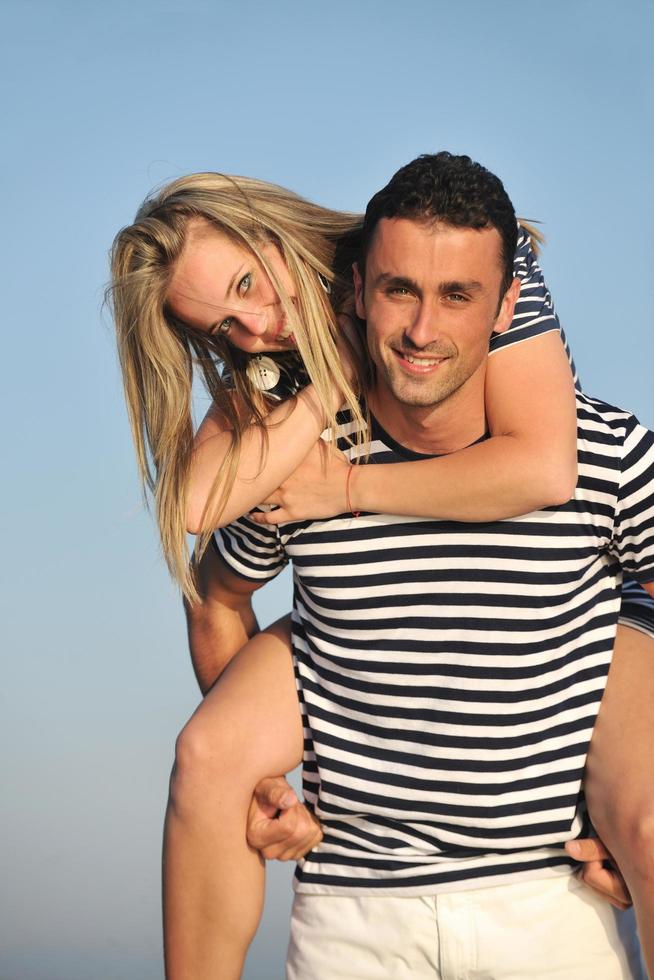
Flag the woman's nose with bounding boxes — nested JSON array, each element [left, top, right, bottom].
[[237, 307, 272, 336]]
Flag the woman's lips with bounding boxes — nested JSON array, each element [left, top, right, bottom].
[[263, 322, 295, 347], [273, 318, 292, 339]]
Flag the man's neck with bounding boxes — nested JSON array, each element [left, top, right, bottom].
[[367, 376, 487, 456]]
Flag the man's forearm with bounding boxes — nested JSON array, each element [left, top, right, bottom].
[[185, 593, 259, 694], [184, 539, 265, 694]]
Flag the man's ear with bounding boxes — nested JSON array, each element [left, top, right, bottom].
[[493, 276, 521, 335], [353, 263, 366, 319]]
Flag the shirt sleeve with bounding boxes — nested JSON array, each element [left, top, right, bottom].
[[489, 226, 579, 388], [611, 420, 654, 583], [214, 515, 288, 583], [618, 577, 654, 638]]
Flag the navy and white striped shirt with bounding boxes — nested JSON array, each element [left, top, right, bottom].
[[216, 394, 654, 895], [493, 225, 578, 388], [229, 225, 649, 636]]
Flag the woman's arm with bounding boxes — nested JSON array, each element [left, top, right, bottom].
[[186, 380, 342, 532], [187, 317, 363, 533], [252, 329, 577, 525], [192, 228, 577, 529], [252, 226, 578, 526], [192, 329, 576, 531]]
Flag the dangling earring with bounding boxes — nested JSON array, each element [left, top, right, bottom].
[[318, 272, 332, 295]]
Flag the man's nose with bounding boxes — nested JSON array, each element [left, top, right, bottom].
[[404, 299, 440, 348]]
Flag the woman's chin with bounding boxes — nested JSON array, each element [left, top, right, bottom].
[[245, 338, 297, 355]]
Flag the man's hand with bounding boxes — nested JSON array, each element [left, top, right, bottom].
[[247, 776, 323, 861], [249, 441, 353, 525], [565, 838, 632, 910]]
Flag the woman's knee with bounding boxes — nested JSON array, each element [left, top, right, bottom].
[[169, 707, 249, 816]]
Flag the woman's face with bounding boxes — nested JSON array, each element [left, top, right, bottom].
[[167, 222, 298, 354]]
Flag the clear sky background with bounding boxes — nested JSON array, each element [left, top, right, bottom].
[[2, 1, 653, 978]]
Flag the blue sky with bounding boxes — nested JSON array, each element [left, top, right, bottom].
[[2, 1, 653, 977]]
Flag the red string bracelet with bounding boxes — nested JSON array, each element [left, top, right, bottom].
[[345, 465, 361, 518]]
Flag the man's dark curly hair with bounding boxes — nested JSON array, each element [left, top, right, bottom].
[[361, 152, 518, 297]]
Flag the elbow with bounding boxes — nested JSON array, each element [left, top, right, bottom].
[[186, 499, 230, 535], [185, 488, 204, 535], [539, 459, 578, 508], [508, 434, 577, 510], [185, 509, 204, 535], [186, 514, 232, 534]]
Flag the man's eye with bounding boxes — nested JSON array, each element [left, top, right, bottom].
[[448, 293, 467, 303], [218, 317, 234, 335], [238, 273, 252, 295], [389, 287, 411, 296]]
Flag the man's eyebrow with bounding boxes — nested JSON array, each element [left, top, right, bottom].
[[374, 273, 484, 294], [440, 280, 483, 293], [375, 273, 420, 290]]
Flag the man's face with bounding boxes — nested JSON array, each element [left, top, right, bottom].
[[355, 218, 518, 412]]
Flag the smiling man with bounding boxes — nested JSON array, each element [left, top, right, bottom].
[[196, 154, 654, 978], [357, 218, 519, 413], [354, 217, 519, 457]]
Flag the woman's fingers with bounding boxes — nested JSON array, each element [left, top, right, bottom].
[[250, 508, 286, 525]]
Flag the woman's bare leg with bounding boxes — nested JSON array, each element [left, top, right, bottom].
[[585, 624, 654, 977], [163, 616, 301, 980]]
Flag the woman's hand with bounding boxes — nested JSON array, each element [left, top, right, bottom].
[[249, 441, 355, 524]]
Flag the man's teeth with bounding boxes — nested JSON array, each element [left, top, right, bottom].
[[403, 354, 444, 366]]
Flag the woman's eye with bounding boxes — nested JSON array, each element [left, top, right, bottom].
[[238, 273, 252, 295], [218, 317, 234, 335]]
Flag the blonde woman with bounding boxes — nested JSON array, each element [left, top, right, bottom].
[[111, 163, 654, 979]]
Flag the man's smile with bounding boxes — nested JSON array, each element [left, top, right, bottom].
[[391, 348, 450, 374]]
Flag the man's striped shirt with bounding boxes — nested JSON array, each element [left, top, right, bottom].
[[216, 393, 654, 895]]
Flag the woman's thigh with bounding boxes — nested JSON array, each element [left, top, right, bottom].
[[585, 625, 654, 833], [182, 614, 303, 782]]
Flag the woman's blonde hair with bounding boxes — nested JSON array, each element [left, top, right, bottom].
[[109, 173, 365, 600]]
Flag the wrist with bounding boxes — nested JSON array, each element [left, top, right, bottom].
[[351, 464, 373, 515], [345, 464, 362, 517]]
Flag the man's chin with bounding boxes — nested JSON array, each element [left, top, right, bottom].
[[387, 376, 451, 408]]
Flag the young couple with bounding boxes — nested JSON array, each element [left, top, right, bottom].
[[111, 152, 654, 978]]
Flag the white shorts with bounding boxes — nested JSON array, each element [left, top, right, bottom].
[[286, 873, 643, 979]]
